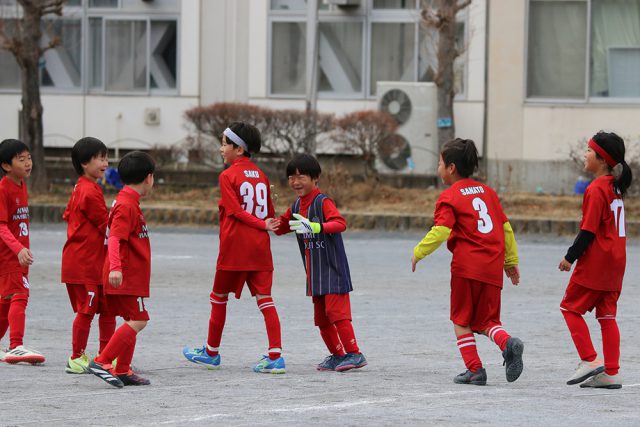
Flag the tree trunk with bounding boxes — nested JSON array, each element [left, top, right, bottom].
[[434, 0, 457, 152]]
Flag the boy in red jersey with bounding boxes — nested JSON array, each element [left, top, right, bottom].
[[61, 137, 116, 374], [183, 122, 285, 373], [271, 154, 367, 372], [87, 151, 155, 388], [559, 131, 632, 389], [411, 138, 522, 386], [0, 139, 45, 364]]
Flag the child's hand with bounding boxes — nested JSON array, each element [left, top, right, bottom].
[[558, 258, 572, 272], [411, 255, 418, 272], [289, 213, 321, 234], [265, 218, 281, 231], [18, 248, 33, 266], [504, 265, 520, 285], [109, 270, 123, 288]]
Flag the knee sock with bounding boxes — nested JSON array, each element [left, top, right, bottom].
[[319, 324, 346, 356], [206, 294, 228, 357], [8, 294, 28, 349], [257, 297, 282, 360], [98, 314, 117, 354], [95, 323, 137, 367], [334, 319, 359, 354], [598, 318, 620, 376], [562, 310, 597, 362], [0, 298, 10, 342], [487, 324, 511, 351], [457, 333, 483, 372], [72, 312, 94, 359], [113, 333, 137, 376]]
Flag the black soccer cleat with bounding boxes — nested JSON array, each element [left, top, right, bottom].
[[502, 337, 524, 382], [117, 370, 151, 386], [454, 367, 487, 386], [88, 359, 124, 388]]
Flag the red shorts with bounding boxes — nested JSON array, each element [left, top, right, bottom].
[[212, 270, 273, 299], [104, 295, 149, 321], [561, 281, 619, 319], [66, 283, 109, 315], [450, 276, 502, 332], [0, 272, 30, 299], [313, 293, 352, 327]]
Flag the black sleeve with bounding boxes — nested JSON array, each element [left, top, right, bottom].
[[564, 230, 596, 264]]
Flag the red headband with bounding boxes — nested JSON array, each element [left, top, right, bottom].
[[588, 139, 617, 167]]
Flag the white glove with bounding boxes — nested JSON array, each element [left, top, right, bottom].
[[289, 213, 321, 234]]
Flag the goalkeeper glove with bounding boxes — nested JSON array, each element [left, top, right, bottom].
[[289, 213, 322, 234]]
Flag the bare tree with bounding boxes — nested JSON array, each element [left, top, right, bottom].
[[0, 0, 64, 191], [334, 111, 398, 180], [421, 0, 472, 151]]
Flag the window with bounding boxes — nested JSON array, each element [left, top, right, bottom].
[[271, 21, 306, 95], [317, 21, 363, 95], [41, 19, 83, 90], [527, 0, 640, 100], [371, 22, 416, 95]]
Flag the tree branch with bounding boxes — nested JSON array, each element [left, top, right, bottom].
[[454, 0, 472, 14]]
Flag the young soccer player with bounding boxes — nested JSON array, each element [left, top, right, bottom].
[[272, 153, 367, 372], [87, 151, 155, 388], [183, 122, 285, 374], [61, 137, 116, 374], [558, 131, 632, 389], [0, 139, 45, 364], [411, 138, 522, 386]]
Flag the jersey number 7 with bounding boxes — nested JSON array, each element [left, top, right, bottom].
[[240, 182, 268, 219]]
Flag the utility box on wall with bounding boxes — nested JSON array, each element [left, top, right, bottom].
[[376, 81, 438, 176]]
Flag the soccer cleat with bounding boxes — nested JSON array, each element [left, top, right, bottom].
[[3, 345, 45, 365], [253, 355, 286, 374], [65, 354, 90, 374], [87, 359, 124, 388], [335, 352, 367, 372], [454, 367, 487, 386], [317, 354, 346, 371], [182, 345, 221, 370], [0, 347, 6, 362], [117, 370, 151, 386], [567, 358, 604, 385], [579, 372, 622, 389], [502, 337, 524, 382]]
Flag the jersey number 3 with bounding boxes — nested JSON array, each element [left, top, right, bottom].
[[240, 182, 268, 219], [472, 197, 494, 234]]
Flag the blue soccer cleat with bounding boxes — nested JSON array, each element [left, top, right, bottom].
[[182, 345, 221, 370], [317, 354, 346, 371], [335, 352, 367, 372], [253, 355, 286, 374]]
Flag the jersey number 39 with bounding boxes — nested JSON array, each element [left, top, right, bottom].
[[240, 182, 268, 219]]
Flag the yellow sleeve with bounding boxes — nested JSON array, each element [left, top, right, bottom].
[[413, 225, 451, 261], [503, 221, 519, 267]]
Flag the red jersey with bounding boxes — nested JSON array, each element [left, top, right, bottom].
[[102, 187, 150, 297], [0, 177, 29, 276], [217, 156, 275, 271], [61, 176, 109, 285], [434, 179, 508, 288], [571, 175, 626, 292]]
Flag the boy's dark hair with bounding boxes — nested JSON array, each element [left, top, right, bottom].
[[71, 137, 108, 176], [225, 122, 262, 157], [286, 153, 322, 179], [0, 139, 30, 175], [441, 138, 479, 178], [592, 131, 633, 197], [118, 151, 155, 185]]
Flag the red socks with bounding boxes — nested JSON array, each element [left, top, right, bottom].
[[319, 324, 346, 356], [98, 314, 116, 353], [95, 323, 137, 368], [0, 298, 9, 342], [562, 310, 597, 362], [487, 325, 511, 351], [257, 297, 282, 360], [457, 333, 482, 372], [72, 312, 94, 359], [334, 319, 359, 354], [206, 294, 228, 357], [7, 294, 27, 349], [599, 318, 620, 376], [113, 332, 137, 375]]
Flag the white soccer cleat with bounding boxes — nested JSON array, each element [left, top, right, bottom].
[[580, 372, 622, 389], [0, 347, 7, 362], [566, 358, 604, 385], [3, 345, 46, 365]]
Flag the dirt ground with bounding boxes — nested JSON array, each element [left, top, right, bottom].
[[31, 181, 640, 221]]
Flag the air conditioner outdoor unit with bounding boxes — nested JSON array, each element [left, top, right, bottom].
[[376, 81, 438, 176]]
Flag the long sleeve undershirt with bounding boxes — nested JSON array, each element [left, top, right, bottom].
[[564, 229, 595, 264]]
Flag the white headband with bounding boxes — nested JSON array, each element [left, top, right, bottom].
[[223, 128, 248, 151]]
